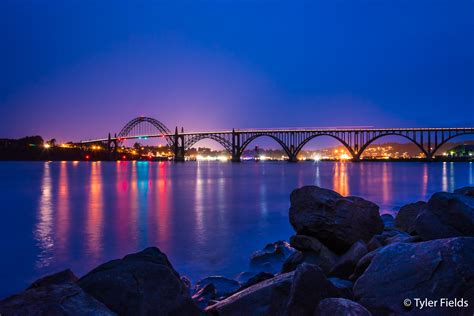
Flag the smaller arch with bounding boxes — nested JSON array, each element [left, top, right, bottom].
[[117, 116, 174, 146], [239, 133, 292, 159], [431, 131, 474, 156], [294, 133, 356, 159], [356, 132, 428, 159], [185, 134, 233, 154]]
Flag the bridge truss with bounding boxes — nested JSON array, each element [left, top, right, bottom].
[[80, 117, 474, 161]]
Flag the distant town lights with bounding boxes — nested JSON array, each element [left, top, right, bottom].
[[44, 143, 51, 149]]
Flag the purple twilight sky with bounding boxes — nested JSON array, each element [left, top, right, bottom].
[[1, 0, 473, 146]]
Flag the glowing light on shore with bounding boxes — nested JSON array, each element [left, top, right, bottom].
[[313, 154, 321, 162], [44, 143, 51, 149], [196, 155, 229, 161], [340, 153, 350, 160]]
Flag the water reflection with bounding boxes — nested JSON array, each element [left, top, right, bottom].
[[15, 161, 472, 301], [35, 162, 54, 268], [56, 162, 70, 261], [86, 162, 103, 262], [333, 162, 349, 196]]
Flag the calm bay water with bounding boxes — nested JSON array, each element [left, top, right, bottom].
[[0, 160, 472, 298]]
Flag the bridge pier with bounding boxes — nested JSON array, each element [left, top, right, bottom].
[[231, 155, 241, 162], [288, 155, 298, 162], [173, 127, 186, 162]]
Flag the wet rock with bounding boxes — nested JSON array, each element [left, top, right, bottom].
[[28, 269, 78, 289], [314, 298, 372, 316], [192, 283, 216, 310], [237, 272, 274, 292], [286, 263, 334, 316], [395, 201, 426, 235], [289, 235, 338, 273], [206, 271, 295, 316], [194, 276, 240, 299], [454, 186, 474, 197], [353, 237, 474, 315], [381, 214, 395, 229], [384, 234, 421, 245], [250, 240, 295, 274], [414, 192, 474, 240], [0, 271, 113, 316], [330, 241, 368, 279], [289, 186, 383, 254], [281, 250, 335, 275], [348, 249, 381, 282], [328, 277, 353, 300], [78, 247, 200, 315], [366, 236, 383, 252]]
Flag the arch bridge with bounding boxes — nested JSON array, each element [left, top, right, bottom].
[[80, 116, 474, 162]]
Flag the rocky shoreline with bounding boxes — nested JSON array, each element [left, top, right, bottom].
[[1, 186, 473, 315]]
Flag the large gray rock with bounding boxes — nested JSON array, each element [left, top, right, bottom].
[[194, 276, 240, 299], [395, 201, 426, 235], [414, 192, 474, 240], [289, 186, 383, 254], [330, 241, 368, 279], [314, 298, 372, 316], [192, 283, 216, 310], [353, 237, 474, 315], [78, 247, 200, 315], [206, 271, 295, 316], [0, 270, 114, 316], [250, 240, 295, 274]]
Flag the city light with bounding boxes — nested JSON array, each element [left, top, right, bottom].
[[44, 143, 51, 149], [313, 154, 321, 162]]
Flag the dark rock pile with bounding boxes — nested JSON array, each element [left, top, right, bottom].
[[1, 185, 473, 315]]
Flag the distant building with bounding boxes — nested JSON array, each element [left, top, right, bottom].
[[446, 144, 474, 157]]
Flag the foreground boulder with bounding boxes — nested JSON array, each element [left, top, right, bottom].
[[289, 186, 383, 253], [395, 201, 426, 234], [0, 270, 114, 316], [354, 237, 474, 315], [314, 298, 371, 316], [78, 247, 200, 315], [414, 192, 474, 240], [249, 240, 295, 274], [206, 271, 295, 316]]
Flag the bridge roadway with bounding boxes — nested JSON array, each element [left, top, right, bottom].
[[80, 119, 474, 162]]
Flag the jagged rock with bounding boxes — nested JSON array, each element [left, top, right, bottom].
[[288, 235, 338, 273], [78, 247, 200, 315], [206, 271, 295, 316], [366, 236, 383, 252], [314, 298, 372, 316], [330, 241, 368, 279], [353, 237, 474, 315], [328, 278, 353, 300], [289, 186, 383, 254], [395, 201, 426, 235], [192, 283, 216, 309], [194, 276, 240, 299], [349, 249, 381, 282], [28, 269, 78, 289], [454, 186, 474, 197], [414, 192, 474, 240], [250, 240, 295, 274], [237, 272, 274, 292], [384, 234, 421, 245], [0, 271, 114, 316], [286, 264, 333, 316], [281, 250, 336, 275]]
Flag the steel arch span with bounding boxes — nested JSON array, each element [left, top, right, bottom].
[[117, 116, 174, 146], [184, 134, 233, 154]]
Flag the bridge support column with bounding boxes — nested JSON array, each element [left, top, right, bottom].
[[173, 127, 185, 162], [231, 129, 241, 162]]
